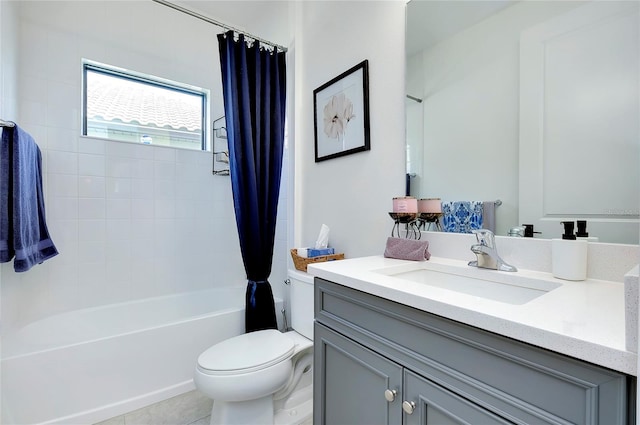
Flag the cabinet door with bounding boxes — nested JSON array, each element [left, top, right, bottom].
[[403, 370, 513, 425], [314, 323, 403, 425]]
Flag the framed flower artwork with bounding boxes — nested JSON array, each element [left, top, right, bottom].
[[313, 60, 370, 162]]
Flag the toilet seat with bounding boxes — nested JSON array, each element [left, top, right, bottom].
[[197, 329, 295, 376]]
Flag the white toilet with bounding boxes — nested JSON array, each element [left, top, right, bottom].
[[194, 269, 314, 425]]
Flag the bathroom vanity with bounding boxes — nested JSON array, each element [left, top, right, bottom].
[[309, 255, 638, 425]]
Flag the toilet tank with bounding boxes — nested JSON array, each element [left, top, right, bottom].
[[289, 269, 314, 340]]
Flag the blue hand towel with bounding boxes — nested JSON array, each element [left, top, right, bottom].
[[0, 126, 11, 262], [1, 125, 58, 272], [441, 201, 483, 233]]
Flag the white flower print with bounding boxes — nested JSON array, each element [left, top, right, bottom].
[[323, 93, 355, 139]]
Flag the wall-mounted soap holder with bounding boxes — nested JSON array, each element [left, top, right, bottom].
[[212, 115, 230, 176]]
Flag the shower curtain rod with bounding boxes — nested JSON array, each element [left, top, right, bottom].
[[151, 0, 288, 52]]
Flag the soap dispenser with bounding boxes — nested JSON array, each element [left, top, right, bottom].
[[576, 220, 599, 242], [551, 221, 588, 281]]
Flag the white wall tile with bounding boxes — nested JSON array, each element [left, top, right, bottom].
[[132, 179, 154, 199], [78, 137, 106, 155], [49, 173, 78, 197], [175, 148, 203, 164], [132, 199, 154, 219], [154, 146, 175, 162], [19, 100, 47, 126], [46, 103, 79, 130], [49, 197, 79, 220], [79, 198, 105, 219], [129, 258, 156, 299], [20, 75, 48, 103], [79, 219, 106, 242], [48, 264, 80, 314], [106, 198, 131, 219], [47, 127, 78, 152], [106, 156, 133, 178], [78, 261, 106, 307], [47, 150, 78, 174], [105, 261, 132, 289], [78, 176, 105, 198], [132, 159, 154, 179], [106, 240, 132, 263], [79, 153, 105, 176], [106, 219, 132, 241], [78, 241, 106, 264], [154, 179, 175, 200], [175, 200, 197, 219], [175, 162, 200, 181], [107, 140, 139, 158], [46, 30, 78, 85], [130, 219, 154, 239], [47, 80, 79, 110], [154, 199, 175, 219], [106, 177, 132, 198], [154, 161, 175, 180], [18, 22, 49, 79], [130, 143, 151, 159], [48, 219, 79, 265]]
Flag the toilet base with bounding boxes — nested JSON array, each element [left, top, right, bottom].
[[210, 396, 273, 425], [274, 378, 313, 425]]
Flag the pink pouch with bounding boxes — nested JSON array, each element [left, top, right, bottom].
[[384, 237, 431, 261]]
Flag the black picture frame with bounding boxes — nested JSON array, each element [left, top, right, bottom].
[[313, 60, 370, 162]]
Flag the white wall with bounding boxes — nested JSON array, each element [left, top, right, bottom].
[[1, 1, 290, 330], [294, 1, 406, 259], [406, 1, 582, 236]]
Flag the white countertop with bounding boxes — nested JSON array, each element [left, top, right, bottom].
[[308, 255, 638, 376]]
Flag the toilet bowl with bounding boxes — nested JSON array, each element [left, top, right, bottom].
[[194, 269, 314, 425]]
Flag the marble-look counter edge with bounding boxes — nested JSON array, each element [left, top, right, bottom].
[[308, 256, 638, 376]]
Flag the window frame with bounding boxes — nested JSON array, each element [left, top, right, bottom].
[[82, 61, 208, 151]]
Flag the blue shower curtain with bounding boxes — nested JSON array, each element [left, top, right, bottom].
[[218, 31, 286, 333]]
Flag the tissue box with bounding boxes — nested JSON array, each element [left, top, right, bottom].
[[291, 249, 345, 272], [297, 247, 335, 258], [307, 247, 335, 258]]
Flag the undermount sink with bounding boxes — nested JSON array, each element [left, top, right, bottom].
[[373, 261, 562, 305]]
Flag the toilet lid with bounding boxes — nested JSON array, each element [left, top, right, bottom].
[[197, 329, 295, 375]]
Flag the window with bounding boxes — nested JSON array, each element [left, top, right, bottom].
[[83, 62, 208, 151]]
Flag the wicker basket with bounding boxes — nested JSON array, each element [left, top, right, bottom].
[[290, 248, 345, 272]]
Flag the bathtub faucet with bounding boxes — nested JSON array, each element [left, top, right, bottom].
[[468, 229, 517, 272]]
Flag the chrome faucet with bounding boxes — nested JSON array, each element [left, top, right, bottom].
[[468, 229, 517, 272]]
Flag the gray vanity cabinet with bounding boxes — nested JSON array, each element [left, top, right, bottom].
[[313, 278, 634, 425], [314, 324, 402, 425]]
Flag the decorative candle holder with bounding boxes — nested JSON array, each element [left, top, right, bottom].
[[417, 212, 442, 231], [388, 212, 421, 239]]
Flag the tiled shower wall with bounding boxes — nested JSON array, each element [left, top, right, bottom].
[[0, 1, 289, 330]]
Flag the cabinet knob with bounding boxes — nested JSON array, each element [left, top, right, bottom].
[[402, 400, 416, 415], [384, 389, 397, 402]]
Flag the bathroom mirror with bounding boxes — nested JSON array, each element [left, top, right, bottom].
[[406, 0, 639, 244]]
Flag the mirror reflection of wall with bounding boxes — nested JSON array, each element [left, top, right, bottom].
[[406, 0, 639, 244]]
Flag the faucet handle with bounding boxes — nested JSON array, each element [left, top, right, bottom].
[[472, 229, 495, 248]]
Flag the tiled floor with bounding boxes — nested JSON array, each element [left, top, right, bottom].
[[95, 389, 313, 425], [95, 390, 212, 425]]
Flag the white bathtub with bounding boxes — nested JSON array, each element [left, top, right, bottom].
[[1, 287, 283, 425]]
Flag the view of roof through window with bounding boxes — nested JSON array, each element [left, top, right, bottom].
[[84, 65, 206, 150]]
